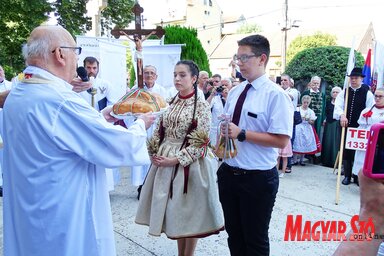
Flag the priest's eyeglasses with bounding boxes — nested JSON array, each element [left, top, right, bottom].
[[235, 54, 259, 63], [51, 46, 82, 55], [374, 95, 384, 99]]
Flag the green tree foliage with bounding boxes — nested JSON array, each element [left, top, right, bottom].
[[286, 32, 337, 64], [0, 0, 136, 79], [236, 23, 262, 34], [285, 46, 364, 97], [0, 0, 52, 78], [100, 0, 135, 36], [53, 0, 92, 37], [163, 25, 211, 74]]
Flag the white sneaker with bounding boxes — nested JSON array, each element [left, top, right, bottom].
[[279, 173, 285, 178]]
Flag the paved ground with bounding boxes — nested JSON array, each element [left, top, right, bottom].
[[110, 163, 360, 256], [0, 163, 360, 256]]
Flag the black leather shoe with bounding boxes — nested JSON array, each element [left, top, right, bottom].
[[353, 175, 359, 186], [342, 177, 351, 185]]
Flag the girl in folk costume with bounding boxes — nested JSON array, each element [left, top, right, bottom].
[[277, 140, 293, 178], [293, 95, 321, 165], [135, 60, 224, 256], [321, 86, 342, 167], [352, 87, 384, 181], [277, 75, 294, 177]]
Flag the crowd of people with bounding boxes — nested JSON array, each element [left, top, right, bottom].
[[0, 24, 383, 256], [273, 68, 380, 188]]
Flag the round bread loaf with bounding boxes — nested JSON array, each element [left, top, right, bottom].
[[113, 89, 167, 114], [151, 93, 167, 109]]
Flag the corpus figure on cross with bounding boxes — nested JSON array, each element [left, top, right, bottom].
[[123, 31, 156, 78]]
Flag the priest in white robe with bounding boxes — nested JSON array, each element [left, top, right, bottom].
[[1, 25, 155, 256]]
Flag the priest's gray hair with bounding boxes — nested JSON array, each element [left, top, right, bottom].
[[22, 26, 64, 64], [144, 65, 157, 74]]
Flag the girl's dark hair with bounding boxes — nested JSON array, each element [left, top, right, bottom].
[[175, 60, 199, 92], [172, 60, 200, 114]]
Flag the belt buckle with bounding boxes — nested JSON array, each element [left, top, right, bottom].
[[233, 167, 246, 176], [233, 170, 242, 176]]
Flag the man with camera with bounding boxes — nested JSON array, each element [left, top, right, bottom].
[[205, 74, 222, 99]]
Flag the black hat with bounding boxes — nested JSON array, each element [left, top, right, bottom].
[[348, 67, 365, 77]]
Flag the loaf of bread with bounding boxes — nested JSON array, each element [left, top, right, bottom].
[[113, 89, 167, 115]]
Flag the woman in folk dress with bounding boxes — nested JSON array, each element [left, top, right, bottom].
[[277, 141, 293, 178], [135, 60, 224, 256], [321, 86, 342, 167], [352, 87, 384, 181], [293, 95, 318, 165]]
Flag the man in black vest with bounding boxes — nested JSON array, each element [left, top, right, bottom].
[[333, 67, 374, 185]]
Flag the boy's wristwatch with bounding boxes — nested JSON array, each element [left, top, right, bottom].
[[237, 129, 246, 142]]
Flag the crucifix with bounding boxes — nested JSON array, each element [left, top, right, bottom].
[[111, 2, 165, 88]]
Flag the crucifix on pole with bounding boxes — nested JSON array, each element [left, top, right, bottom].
[[111, 2, 165, 88]]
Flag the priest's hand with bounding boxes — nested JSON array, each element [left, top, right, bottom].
[[137, 112, 156, 129], [101, 106, 118, 123], [152, 156, 179, 167], [71, 78, 93, 93]]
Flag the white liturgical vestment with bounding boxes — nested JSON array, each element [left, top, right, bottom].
[[2, 66, 150, 256]]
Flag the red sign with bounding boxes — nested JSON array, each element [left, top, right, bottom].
[[284, 215, 377, 242]]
